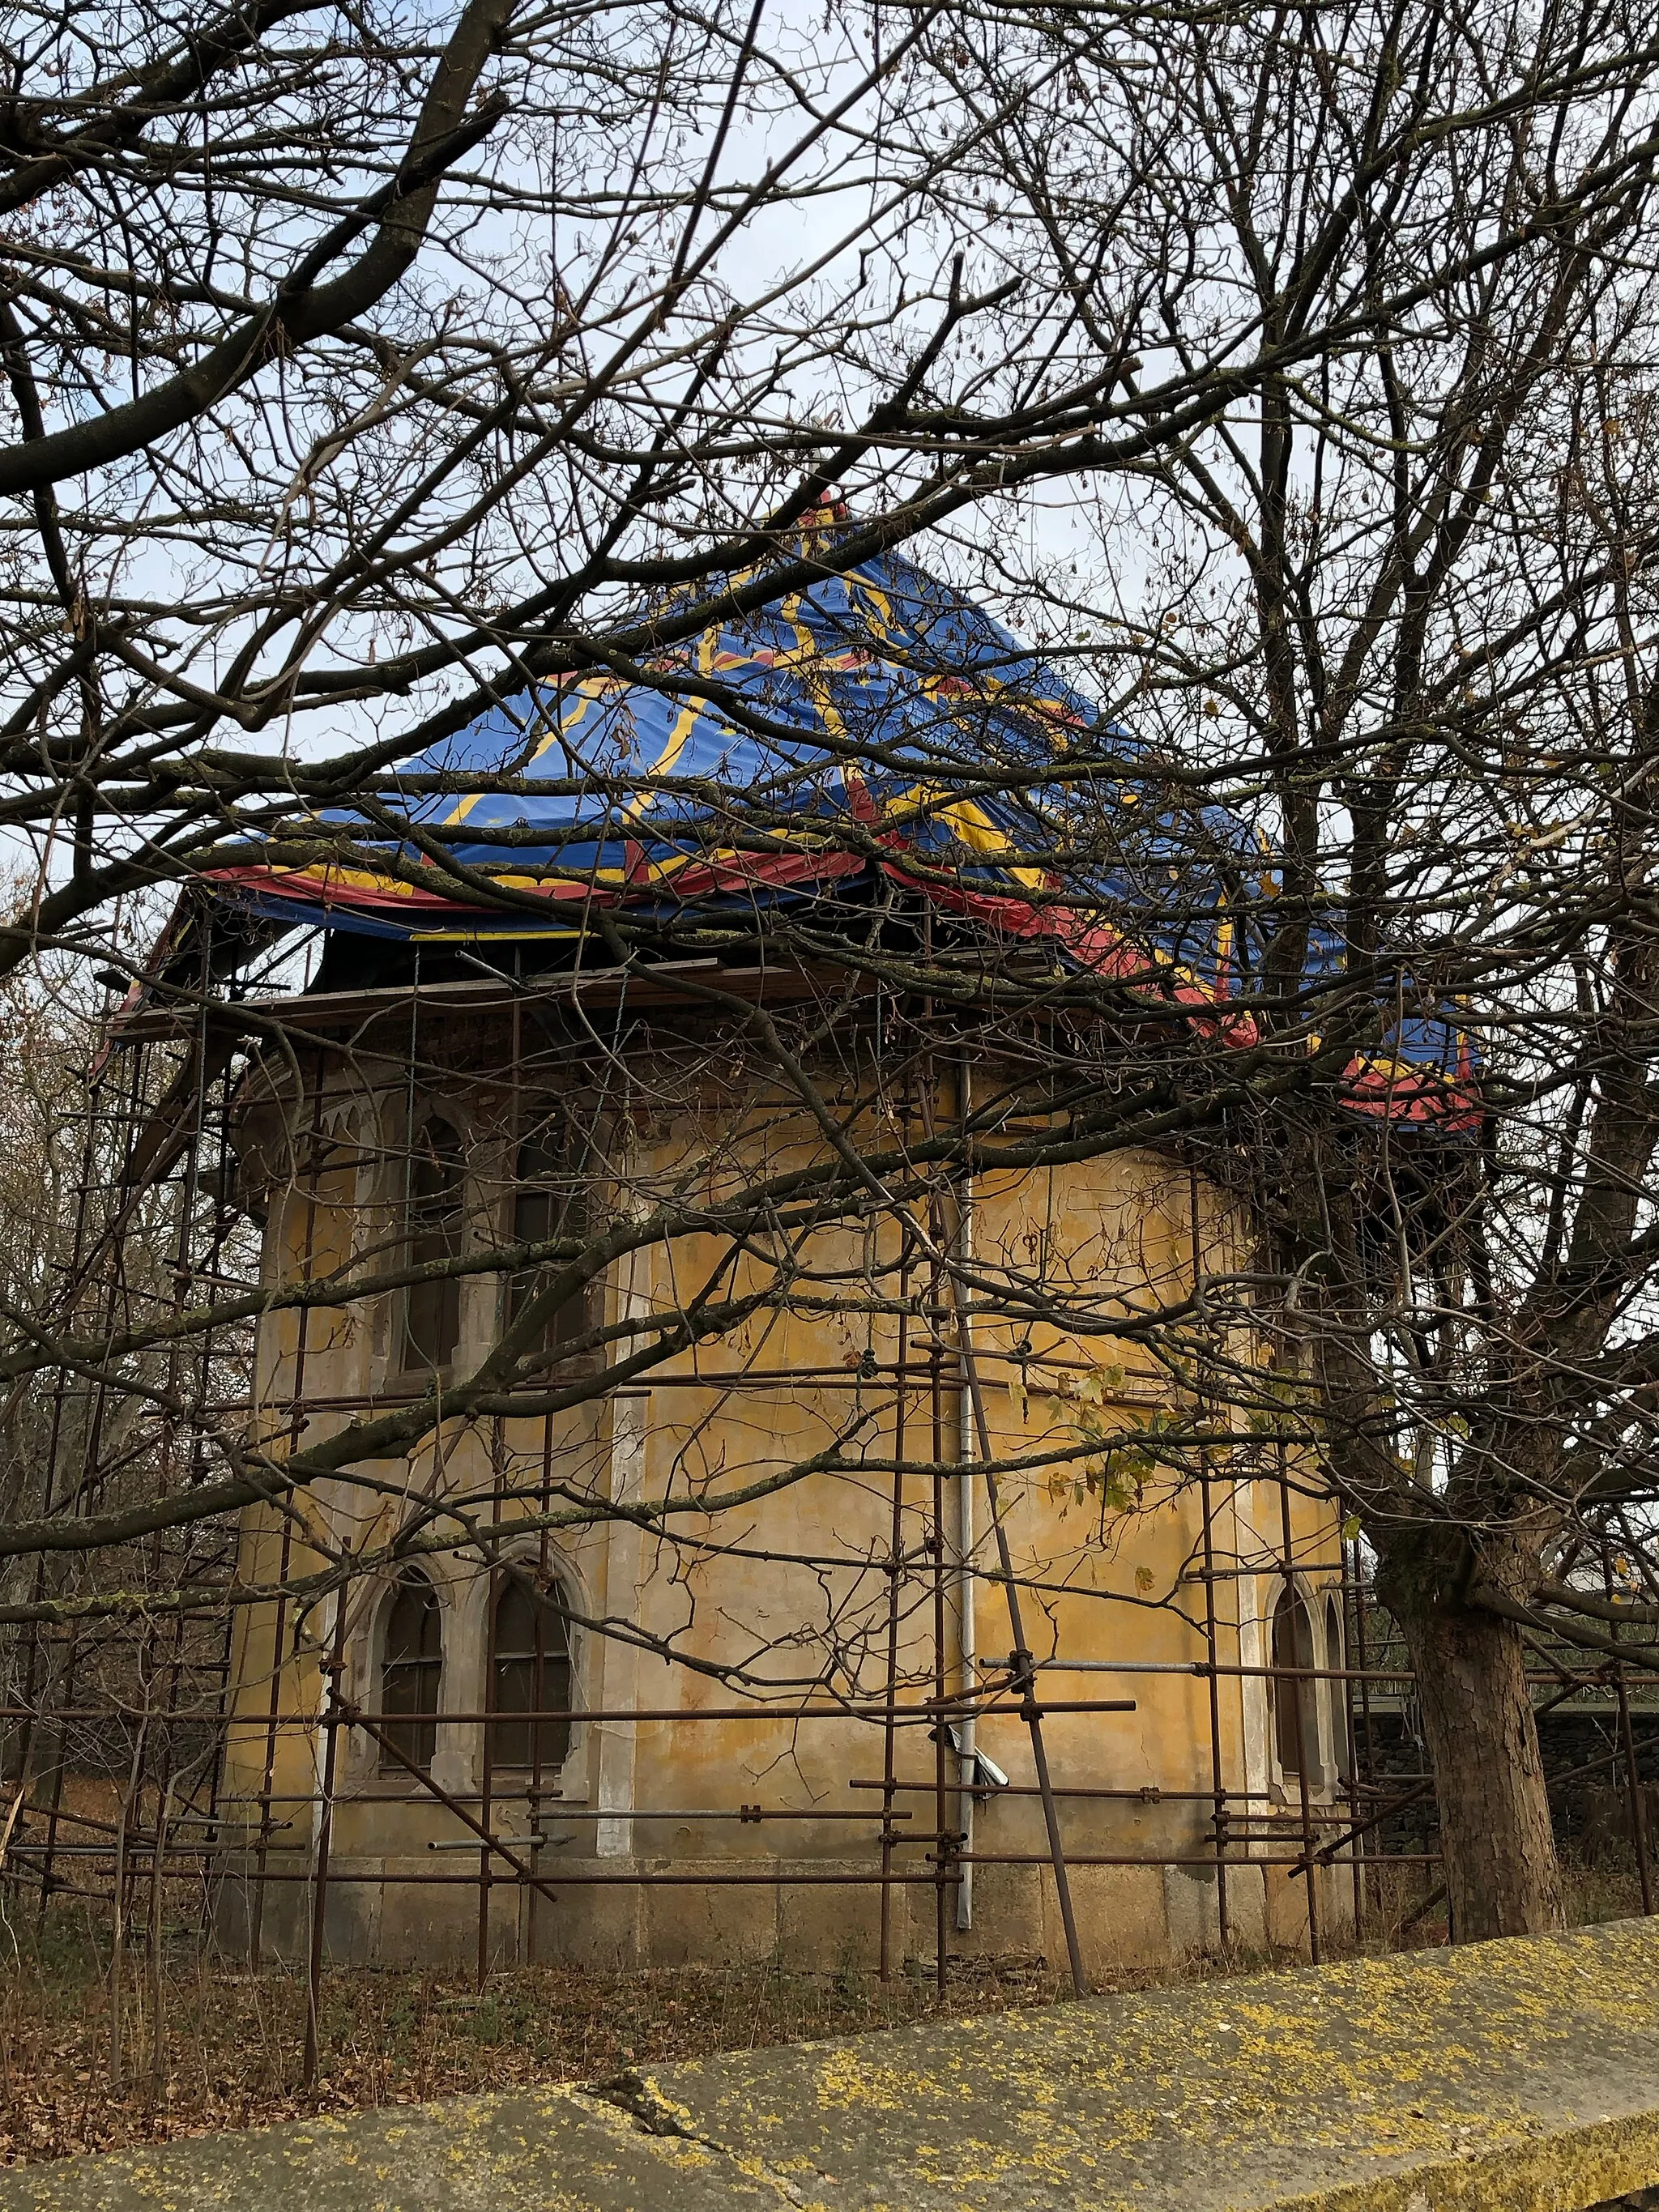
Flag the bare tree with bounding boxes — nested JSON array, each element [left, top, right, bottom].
[[931, 0, 1659, 1936], [2, 0, 1658, 1954]]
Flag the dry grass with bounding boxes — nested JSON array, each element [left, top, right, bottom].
[[0, 1865, 1648, 2169], [0, 1926, 1094, 2167], [1562, 1857, 1653, 1930], [0, 1918, 1332, 2167]]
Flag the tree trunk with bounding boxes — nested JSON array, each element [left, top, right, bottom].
[[1381, 1554, 1563, 1941]]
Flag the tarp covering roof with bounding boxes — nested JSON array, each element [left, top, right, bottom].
[[207, 536, 1476, 1130]]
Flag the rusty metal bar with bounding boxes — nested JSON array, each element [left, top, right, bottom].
[[1200, 1456, 1231, 1950], [302, 1569, 349, 2087], [950, 1282, 1089, 1998], [252, 1046, 329, 1963], [929, 1254, 949, 1996], [878, 1274, 910, 1982], [1606, 1541, 1655, 1916], [1277, 1454, 1321, 1965]]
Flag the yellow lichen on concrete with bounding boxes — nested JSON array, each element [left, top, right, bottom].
[[4, 1920, 1659, 2208], [619, 1917, 1659, 2210]]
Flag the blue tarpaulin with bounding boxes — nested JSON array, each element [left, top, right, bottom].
[[207, 533, 1474, 1127]]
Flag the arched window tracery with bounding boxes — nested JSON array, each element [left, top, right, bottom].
[[380, 1569, 443, 1773], [402, 1115, 464, 1372], [486, 1571, 573, 1775], [1269, 1585, 1318, 1781], [506, 1115, 593, 1365], [1326, 1592, 1351, 1787]]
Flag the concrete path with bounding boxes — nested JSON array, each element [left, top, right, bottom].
[[4, 1918, 1659, 2210]]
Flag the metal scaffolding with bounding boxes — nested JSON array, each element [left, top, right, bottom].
[[2, 936, 1653, 2087]]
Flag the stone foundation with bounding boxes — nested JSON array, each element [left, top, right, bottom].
[[210, 1848, 1352, 1975]]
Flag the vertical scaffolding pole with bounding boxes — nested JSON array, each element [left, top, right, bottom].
[[1190, 1166, 1230, 1950], [1277, 1454, 1321, 1964], [929, 1253, 949, 1996], [523, 1384, 559, 1966], [36, 1035, 151, 1919], [303, 1561, 349, 2089], [527, 999, 558, 1967], [127, 930, 215, 2028], [1350, 1530, 1380, 1934], [108, 1719, 147, 2095], [478, 1444, 502, 1989], [1199, 1456, 1231, 1950], [951, 1309, 1089, 1998], [147, 1776, 174, 2109], [1341, 1529, 1366, 1935], [479, 987, 517, 1988], [1604, 1537, 1653, 1916], [11, 1042, 101, 1861], [953, 1053, 976, 1937], [878, 1281, 910, 1981], [251, 1049, 328, 1963], [195, 1039, 253, 1890]]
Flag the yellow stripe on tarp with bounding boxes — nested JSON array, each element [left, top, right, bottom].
[[515, 676, 631, 785], [879, 783, 1049, 895], [440, 680, 624, 829]]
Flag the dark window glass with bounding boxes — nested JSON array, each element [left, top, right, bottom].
[[487, 1574, 572, 1772], [1326, 1595, 1351, 1784], [506, 1123, 591, 1364], [1270, 1588, 1317, 1778], [380, 1571, 442, 1772], [402, 1118, 463, 1372]]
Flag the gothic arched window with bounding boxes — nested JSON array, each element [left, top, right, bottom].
[[1269, 1586, 1317, 1779], [506, 1119, 592, 1365], [486, 1571, 573, 1774], [380, 1570, 443, 1772], [402, 1116, 463, 1372], [1326, 1592, 1351, 1786]]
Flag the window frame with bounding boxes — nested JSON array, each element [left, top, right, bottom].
[[484, 1563, 576, 1781], [1268, 1583, 1320, 1788], [1325, 1590, 1351, 1788], [399, 1113, 466, 1376], [502, 1110, 596, 1370], [377, 1567, 445, 1776]]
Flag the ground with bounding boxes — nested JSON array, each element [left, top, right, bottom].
[[6, 1918, 1659, 2212], [0, 1862, 1647, 2170]]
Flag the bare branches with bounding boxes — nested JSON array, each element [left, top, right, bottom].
[[2, 0, 1659, 1961]]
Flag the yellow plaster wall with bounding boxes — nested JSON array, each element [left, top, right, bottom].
[[219, 1051, 1349, 1972]]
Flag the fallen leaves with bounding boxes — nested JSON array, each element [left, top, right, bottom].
[[0, 1947, 1075, 2168]]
